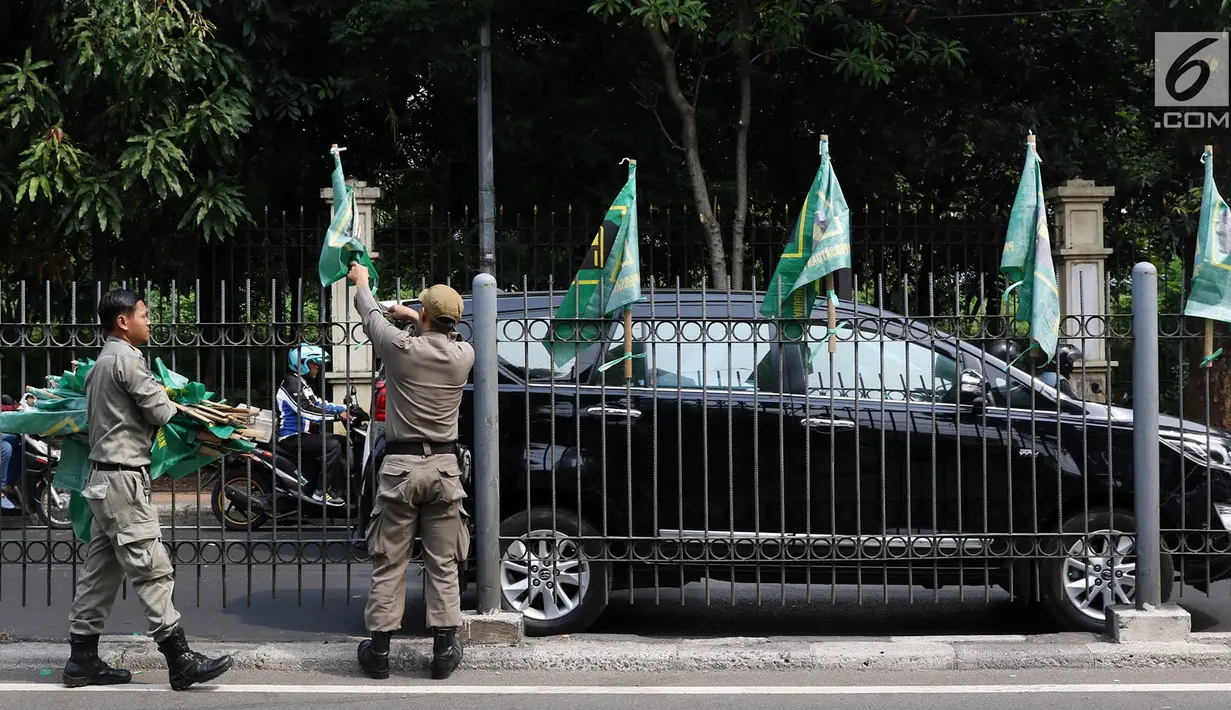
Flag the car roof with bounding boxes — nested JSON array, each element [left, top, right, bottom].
[[378, 289, 914, 321]]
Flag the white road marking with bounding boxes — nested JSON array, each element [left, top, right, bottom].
[[2, 683, 1231, 695]]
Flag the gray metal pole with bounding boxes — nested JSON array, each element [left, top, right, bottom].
[[477, 17, 496, 276], [472, 272, 501, 613], [1132, 261, 1161, 609]]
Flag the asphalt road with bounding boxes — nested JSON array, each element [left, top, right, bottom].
[[5, 669, 1231, 710], [5, 526, 1231, 640]]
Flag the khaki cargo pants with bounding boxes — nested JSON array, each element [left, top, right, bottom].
[[364, 452, 470, 631], [69, 467, 181, 642]]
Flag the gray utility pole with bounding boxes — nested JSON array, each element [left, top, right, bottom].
[[474, 15, 501, 616], [478, 17, 496, 276]]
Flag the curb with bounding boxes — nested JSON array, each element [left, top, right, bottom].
[[4, 634, 1231, 674]]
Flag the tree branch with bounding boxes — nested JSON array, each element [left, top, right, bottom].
[[646, 21, 696, 117], [691, 57, 707, 106], [628, 81, 683, 152], [751, 45, 835, 64]]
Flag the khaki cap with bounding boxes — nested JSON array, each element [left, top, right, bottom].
[[420, 284, 464, 325]]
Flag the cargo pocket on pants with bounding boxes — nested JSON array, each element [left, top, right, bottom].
[[116, 521, 172, 583], [365, 504, 386, 558], [456, 505, 471, 564]]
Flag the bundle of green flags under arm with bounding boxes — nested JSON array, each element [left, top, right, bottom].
[[0, 358, 263, 542], [1184, 144, 1231, 368], [319, 144, 379, 293], [760, 135, 852, 352], [999, 133, 1060, 367], [547, 159, 642, 380]]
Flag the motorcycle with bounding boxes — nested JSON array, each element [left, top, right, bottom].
[[207, 397, 370, 532], [0, 434, 72, 529]]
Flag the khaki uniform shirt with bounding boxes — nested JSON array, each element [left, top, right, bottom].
[[84, 337, 176, 482], [354, 286, 474, 443]]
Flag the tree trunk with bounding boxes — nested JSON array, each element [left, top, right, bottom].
[[730, 0, 752, 291], [645, 23, 729, 289]]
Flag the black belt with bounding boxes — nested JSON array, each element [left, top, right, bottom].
[[385, 441, 456, 456], [91, 462, 148, 473]]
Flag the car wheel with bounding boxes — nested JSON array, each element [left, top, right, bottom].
[[1040, 508, 1174, 632], [498, 508, 608, 636]]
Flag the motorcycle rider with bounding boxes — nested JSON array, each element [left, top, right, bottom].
[[277, 345, 349, 506]]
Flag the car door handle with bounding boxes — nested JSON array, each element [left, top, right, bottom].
[[586, 405, 642, 420], [800, 417, 855, 431]]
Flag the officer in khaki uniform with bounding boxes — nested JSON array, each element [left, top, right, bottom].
[[64, 289, 233, 690], [347, 264, 475, 681]]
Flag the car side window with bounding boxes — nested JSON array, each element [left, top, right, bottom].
[[805, 324, 959, 402], [602, 320, 777, 391], [496, 318, 597, 383]]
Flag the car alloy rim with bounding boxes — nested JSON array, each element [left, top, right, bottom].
[[500, 530, 591, 621], [1062, 528, 1136, 621]]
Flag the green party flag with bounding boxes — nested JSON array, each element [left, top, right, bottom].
[[0, 356, 255, 542], [547, 160, 641, 368], [1184, 146, 1231, 326], [1000, 135, 1060, 364], [760, 137, 852, 319], [318, 146, 379, 292]]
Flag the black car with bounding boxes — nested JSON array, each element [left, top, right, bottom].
[[360, 289, 1231, 636]]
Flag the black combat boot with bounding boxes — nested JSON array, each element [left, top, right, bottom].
[[430, 627, 463, 680], [63, 634, 132, 688], [357, 630, 392, 679], [156, 627, 233, 691]]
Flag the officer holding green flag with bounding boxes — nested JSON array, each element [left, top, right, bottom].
[[999, 133, 1060, 366], [320, 144, 379, 292], [65, 290, 233, 691]]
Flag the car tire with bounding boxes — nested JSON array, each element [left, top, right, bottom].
[[498, 508, 608, 636], [1040, 507, 1174, 633]]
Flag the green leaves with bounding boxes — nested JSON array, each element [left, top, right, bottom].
[[2, 0, 257, 256], [178, 171, 251, 243]]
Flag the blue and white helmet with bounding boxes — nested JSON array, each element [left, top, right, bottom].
[[288, 344, 329, 375]]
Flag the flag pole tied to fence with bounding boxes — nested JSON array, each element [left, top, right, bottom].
[[760, 135, 852, 354], [548, 159, 643, 382], [999, 131, 1060, 367], [1184, 144, 1230, 368]]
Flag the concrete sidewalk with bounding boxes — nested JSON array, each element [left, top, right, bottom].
[[151, 491, 211, 527], [6, 633, 1231, 674]]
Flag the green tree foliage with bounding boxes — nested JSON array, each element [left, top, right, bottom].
[[0, 1, 255, 284], [585, 0, 967, 288]]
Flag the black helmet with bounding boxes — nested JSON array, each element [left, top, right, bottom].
[[1053, 342, 1083, 377], [984, 339, 1021, 365]]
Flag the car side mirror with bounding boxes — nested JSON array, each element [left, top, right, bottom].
[[956, 369, 992, 409]]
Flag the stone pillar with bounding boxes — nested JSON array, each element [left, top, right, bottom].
[[320, 180, 383, 422], [1045, 179, 1116, 402]]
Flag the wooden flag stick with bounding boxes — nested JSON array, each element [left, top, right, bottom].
[[1206, 320, 1215, 368], [623, 308, 634, 381]]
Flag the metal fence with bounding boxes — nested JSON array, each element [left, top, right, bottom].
[[2, 268, 1229, 637]]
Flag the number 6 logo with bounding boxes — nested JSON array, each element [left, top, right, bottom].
[[1155, 32, 1229, 108], [1168, 36, 1219, 102]]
